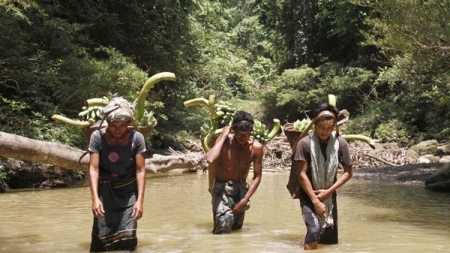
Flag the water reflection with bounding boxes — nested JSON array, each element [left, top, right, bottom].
[[0, 172, 449, 252]]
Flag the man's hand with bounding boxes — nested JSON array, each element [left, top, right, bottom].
[[92, 198, 105, 218], [132, 201, 144, 221], [314, 189, 331, 202], [222, 126, 231, 136], [313, 201, 327, 216], [232, 199, 248, 214]]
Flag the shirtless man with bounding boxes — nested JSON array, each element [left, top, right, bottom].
[[206, 111, 264, 234]]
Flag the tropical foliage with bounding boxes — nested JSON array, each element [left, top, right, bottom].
[[1, 0, 449, 150]]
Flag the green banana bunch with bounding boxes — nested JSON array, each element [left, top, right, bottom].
[[184, 95, 237, 132], [252, 120, 268, 143], [184, 95, 281, 149], [184, 95, 237, 129], [53, 97, 108, 128], [200, 121, 215, 137], [78, 96, 110, 121], [293, 118, 312, 132], [291, 94, 336, 132], [78, 105, 103, 121], [137, 109, 155, 127], [52, 72, 177, 135], [290, 94, 375, 149], [213, 100, 237, 128], [252, 119, 281, 145]]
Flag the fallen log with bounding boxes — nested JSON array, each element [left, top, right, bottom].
[[0, 131, 205, 173], [146, 153, 205, 173], [362, 152, 399, 167]]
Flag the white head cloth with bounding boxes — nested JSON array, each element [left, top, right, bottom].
[[101, 97, 135, 123]]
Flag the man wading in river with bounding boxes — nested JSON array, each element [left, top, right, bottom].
[[287, 103, 353, 250], [206, 111, 264, 234]]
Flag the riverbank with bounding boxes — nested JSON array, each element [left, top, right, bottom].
[[1, 158, 445, 191], [352, 162, 447, 186], [262, 138, 448, 187], [1, 137, 447, 191]]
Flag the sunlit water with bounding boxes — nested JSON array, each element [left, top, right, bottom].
[[1, 171, 449, 253]]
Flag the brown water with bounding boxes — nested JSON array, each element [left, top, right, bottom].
[[1, 171, 449, 253]]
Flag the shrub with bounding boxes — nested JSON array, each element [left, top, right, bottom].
[[374, 119, 409, 142]]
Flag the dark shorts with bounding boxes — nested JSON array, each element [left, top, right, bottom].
[[300, 196, 338, 244], [211, 180, 249, 234]]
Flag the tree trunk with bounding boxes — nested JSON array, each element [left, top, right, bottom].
[[0, 132, 205, 173]]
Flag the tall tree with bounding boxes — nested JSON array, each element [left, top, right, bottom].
[[355, 0, 450, 139], [256, 0, 376, 69]]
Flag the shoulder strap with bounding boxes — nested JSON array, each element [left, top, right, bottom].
[[78, 129, 102, 165], [291, 121, 313, 156], [78, 150, 90, 165], [291, 111, 340, 155]]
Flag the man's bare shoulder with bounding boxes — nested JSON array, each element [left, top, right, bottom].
[[251, 139, 264, 151]]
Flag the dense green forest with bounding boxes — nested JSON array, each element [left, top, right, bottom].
[[1, 0, 449, 151]]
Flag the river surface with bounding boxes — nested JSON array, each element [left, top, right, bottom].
[[1, 171, 449, 253]]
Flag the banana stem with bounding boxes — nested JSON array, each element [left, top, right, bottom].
[[208, 95, 219, 118], [135, 72, 176, 122], [84, 98, 109, 107], [341, 134, 376, 150], [266, 119, 281, 141], [203, 133, 213, 152], [183, 97, 209, 107], [52, 114, 92, 128], [203, 128, 224, 151], [328, 94, 336, 107]]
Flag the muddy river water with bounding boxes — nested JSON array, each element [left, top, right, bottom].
[[1, 171, 449, 252]]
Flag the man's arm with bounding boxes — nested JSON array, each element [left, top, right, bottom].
[[133, 152, 146, 221], [233, 141, 264, 213], [317, 138, 354, 201], [205, 126, 230, 164], [317, 164, 353, 202], [89, 152, 104, 218], [297, 160, 327, 216]]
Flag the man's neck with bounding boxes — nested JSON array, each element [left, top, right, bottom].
[[320, 139, 328, 144], [232, 139, 250, 149]]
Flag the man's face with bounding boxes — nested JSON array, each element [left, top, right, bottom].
[[234, 130, 252, 145], [108, 121, 129, 138], [315, 118, 335, 142]]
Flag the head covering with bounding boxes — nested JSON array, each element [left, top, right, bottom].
[[315, 110, 336, 121], [101, 97, 135, 124], [290, 110, 339, 154]]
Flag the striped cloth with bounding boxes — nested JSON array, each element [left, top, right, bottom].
[[90, 179, 138, 252], [310, 131, 339, 233]]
